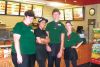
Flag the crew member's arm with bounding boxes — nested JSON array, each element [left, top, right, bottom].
[[13, 34, 22, 64], [57, 33, 65, 58], [45, 31, 51, 52], [71, 41, 83, 49], [36, 36, 50, 44]]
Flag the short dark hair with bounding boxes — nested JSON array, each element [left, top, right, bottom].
[[24, 10, 35, 18], [52, 8, 60, 14], [66, 20, 72, 25]]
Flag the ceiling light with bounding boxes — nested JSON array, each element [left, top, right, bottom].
[[73, 0, 77, 3], [47, 2, 65, 8]]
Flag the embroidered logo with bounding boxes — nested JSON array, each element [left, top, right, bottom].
[[58, 24, 61, 26], [31, 29, 34, 33]]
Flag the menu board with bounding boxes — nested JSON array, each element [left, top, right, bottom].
[[64, 8, 73, 20], [59, 9, 64, 20], [20, 3, 32, 16], [7, 2, 20, 15], [73, 7, 84, 20], [33, 5, 43, 17], [0, 1, 6, 14]]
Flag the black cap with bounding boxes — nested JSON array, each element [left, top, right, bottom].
[[38, 17, 48, 23], [24, 10, 35, 18]]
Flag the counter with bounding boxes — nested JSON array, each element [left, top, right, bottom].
[[0, 43, 92, 67]]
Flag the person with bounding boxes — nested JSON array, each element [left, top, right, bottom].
[[64, 21, 83, 67], [11, 10, 36, 67], [34, 17, 50, 67], [76, 26, 86, 44], [46, 8, 65, 67]]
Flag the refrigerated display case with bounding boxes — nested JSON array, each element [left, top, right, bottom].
[[91, 28, 100, 65]]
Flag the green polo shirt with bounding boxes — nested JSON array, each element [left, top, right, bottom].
[[11, 22, 36, 54], [46, 21, 65, 44], [64, 31, 82, 48]]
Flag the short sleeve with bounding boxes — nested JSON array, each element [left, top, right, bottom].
[[61, 23, 66, 33], [12, 23, 22, 35], [34, 29, 39, 37], [75, 33, 82, 43]]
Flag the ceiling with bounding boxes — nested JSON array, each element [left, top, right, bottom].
[[47, 0, 100, 5], [9, 0, 100, 6]]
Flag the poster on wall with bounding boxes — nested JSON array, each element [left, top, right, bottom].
[[33, 5, 43, 17], [64, 8, 73, 20], [20, 3, 32, 16], [73, 7, 84, 20], [59, 9, 64, 20], [7, 2, 20, 15], [0, 1, 6, 14]]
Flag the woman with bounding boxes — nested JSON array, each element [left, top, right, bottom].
[[46, 8, 65, 67], [11, 10, 36, 67], [64, 21, 83, 67], [34, 17, 49, 67]]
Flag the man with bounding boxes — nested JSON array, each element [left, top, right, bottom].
[[46, 8, 65, 67]]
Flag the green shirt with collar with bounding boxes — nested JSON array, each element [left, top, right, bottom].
[[46, 21, 65, 44], [64, 31, 82, 48], [11, 22, 36, 54]]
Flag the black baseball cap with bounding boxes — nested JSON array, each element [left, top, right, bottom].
[[38, 17, 48, 23]]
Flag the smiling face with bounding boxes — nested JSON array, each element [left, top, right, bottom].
[[39, 20, 46, 29], [65, 22, 72, 32], [25, 16, 34, 25], [52, 12, 60, 21]]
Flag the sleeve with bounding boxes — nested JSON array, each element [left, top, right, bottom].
[[12, 23, 22, 35], [75, 33, 82, 43], [34, 29, 39, 37], [61, 23, 66, 33]]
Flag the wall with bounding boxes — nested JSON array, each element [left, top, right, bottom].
[[84, 4, 100, 42], [0, 4, 100, 42], [0, 15, 23, 28], [0, 6, 54, 28]]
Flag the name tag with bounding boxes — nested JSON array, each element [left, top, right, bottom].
[[31, 29, 34, 33]]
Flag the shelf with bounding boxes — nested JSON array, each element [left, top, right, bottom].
[[0, 45, 11, 48]]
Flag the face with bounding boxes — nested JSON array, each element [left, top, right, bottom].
[[25, 16, 34, 24], [65, 23, 72, 32], [52, 12, 60, 21], [39, 20, 46, 29]]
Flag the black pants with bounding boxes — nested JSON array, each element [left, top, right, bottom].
[[65, 59, 77, 67], [11, 52, 36, 67], [64, 48, 78, 67], [48, 44, 61, 67], [36, 45, 47, 67]]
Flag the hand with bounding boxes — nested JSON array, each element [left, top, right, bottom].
[[17, 54, 23, 64], [46, 45, 52, 52], [71, 46, 77, 49], [57, 51, 62, 58]]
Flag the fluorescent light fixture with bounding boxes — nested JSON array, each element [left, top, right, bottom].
[[47, 2, 65, 7], [73, 0, 77, 3]]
